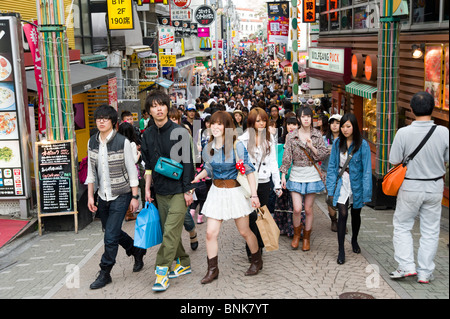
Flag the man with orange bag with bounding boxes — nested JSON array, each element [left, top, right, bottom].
[[388, 92, 449, 284]]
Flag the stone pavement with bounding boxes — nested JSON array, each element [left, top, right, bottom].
[[0, 194, 448, 300]]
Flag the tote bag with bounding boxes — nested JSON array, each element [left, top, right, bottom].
[[134, 202, 163, 249], [255, 205, 280, 251], [234, 141, 258, 199]]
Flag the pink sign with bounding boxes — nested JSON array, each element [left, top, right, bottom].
[[197, 27, 210, 37], [108, 77, 118, 110], [23, 22, 45, 135]]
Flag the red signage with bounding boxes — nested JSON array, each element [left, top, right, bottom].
[[174, 0, 190, 8]]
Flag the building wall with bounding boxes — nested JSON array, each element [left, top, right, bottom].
[[1, 0, 75, 49]]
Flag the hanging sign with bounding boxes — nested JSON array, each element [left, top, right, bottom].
[[194, 5, 215, 26], [158, 26, 175, 49], [159, 55, 176, 67], [303, 0, 316, 23], [107, 0, 134, 30], [174, 0, 191, 8]]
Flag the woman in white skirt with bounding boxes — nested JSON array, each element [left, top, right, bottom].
[[192, 111, 262, 284]]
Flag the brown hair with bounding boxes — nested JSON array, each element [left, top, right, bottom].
[[207, 111, 236, 160], [246, 107, 271, 156]]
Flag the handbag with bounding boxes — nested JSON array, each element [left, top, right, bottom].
[[326, 148, 356, 209], [255, 205, 280, 251], [134, 202, 163, 249], [154, 157, 183, 180], [153, 134, 184, 180], [382, 125, 437, 196], [234, 141, 259, 199]]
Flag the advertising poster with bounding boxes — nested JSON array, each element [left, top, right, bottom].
[[267, 1, 289, 44], [444, 45, 449, 111], [0, 16, 27, 198], [424, 45, 443, 109]]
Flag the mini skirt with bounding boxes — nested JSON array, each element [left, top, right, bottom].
[[201, 184, 253, 221], [286, 180, 325, 195]]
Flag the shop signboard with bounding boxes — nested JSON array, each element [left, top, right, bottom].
[[160, 54, 176, 67], [171, 8, 192, 21], [158, 26, 175, 49], [194, 5, 215, 26], [174, 0, 191, 8], [0, 15, 31, 200], [35, 140, 78, 234], [309, 47, 346, 74], [303, 0, 316, 23], [107, 0, 134, 30]]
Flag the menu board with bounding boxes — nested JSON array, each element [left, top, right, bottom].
[[0, 16, 25, 198], [35, 140, 77, 214]]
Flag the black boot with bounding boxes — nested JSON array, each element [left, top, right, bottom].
[[132, 247, 146, 272], [90, 266, 112, 289]]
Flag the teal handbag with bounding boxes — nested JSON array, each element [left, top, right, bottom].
[[155, 156, 183, 180]]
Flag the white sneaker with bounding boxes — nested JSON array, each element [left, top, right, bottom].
[[389, 269, 417, 279], [417, 273, 434, 284]]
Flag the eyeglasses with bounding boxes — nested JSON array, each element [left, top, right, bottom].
[[96, 118, 111, 123]]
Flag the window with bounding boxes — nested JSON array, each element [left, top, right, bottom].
[[319, 0, 448, 34], [72, 0, 93, 54]]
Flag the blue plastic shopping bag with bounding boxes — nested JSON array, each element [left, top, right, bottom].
[[134, 202, 163, 249]]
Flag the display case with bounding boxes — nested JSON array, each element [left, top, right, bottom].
[[363, 97, 377, 144]]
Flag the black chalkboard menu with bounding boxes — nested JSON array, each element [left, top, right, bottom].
[[35, 140, 78, 234]]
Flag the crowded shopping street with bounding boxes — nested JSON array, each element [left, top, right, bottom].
[[0, 0, 448, 307]]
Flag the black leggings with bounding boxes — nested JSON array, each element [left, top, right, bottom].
[[337, 199, 361, 253]]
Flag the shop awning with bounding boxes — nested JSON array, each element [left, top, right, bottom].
[[345, 82, 377, 99], [280, 60, 291, 68], [155, 77, 174, 89], [26, 63, 116, 95]]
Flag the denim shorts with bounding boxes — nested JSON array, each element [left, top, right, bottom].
[[286, 180, 325, 195]]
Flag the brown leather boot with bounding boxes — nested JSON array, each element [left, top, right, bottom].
[[302, 229, 312, 251], [329, 213, 338, 232], [245, 249, 263, 276], [201, 256, 219, 284], [291, 224, 303, 249]]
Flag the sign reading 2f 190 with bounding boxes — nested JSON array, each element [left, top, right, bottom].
[[194, 5, 215, 26]]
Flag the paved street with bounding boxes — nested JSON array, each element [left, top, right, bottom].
[[0, 194, 448, 301]]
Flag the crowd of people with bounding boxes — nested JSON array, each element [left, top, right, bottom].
[[84, 50, 449, 292]]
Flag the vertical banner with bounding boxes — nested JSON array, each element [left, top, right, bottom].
[[23, 22, 45, 136], [108, 77, 118, 109], [303, 0, 316, 23], [267, 1, 289, 44]]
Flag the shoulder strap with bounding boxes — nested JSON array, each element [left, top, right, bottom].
[[404, 125, 437, 165]]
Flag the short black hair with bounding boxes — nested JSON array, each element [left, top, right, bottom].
[[410, 91, 434, 116], [94, 104, 118, 126], [121, 110, 132, 120], [144, 91, 170, 113]]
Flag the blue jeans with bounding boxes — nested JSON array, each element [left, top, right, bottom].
[[97, 193, 135, 269]]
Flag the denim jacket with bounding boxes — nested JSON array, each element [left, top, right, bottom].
[[326, 138, 372, 209], [202, 140, 255, 180]]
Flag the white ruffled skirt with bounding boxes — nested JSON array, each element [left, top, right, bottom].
[[201, 184, 253, 221]]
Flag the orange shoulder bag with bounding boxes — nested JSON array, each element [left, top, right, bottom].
[[382, 125, 437, 196]]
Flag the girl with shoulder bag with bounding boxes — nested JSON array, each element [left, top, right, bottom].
[[326, 113, 372, 265], [280, 107, 330, 251]]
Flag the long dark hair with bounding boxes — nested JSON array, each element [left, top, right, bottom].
[[118, 122, 139, 144], [339, 113, 362, 153]]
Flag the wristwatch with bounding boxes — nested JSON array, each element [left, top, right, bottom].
[[132, 194, 139, 200]]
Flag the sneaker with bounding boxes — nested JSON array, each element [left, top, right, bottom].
[[152, 266, 170, 291], [417, 273, 434, 284], [389, 268, 417, 279], [169, 258, 192, 278]]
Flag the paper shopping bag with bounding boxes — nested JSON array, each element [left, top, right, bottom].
[[255, 205, 280, 252], [134, 202, 163, 249]]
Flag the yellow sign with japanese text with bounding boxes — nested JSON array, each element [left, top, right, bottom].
[[159, 55, 176, 67], [107, 0, 134, 30]]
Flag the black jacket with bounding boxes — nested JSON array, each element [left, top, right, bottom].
[[141, 119, 195, 196]]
